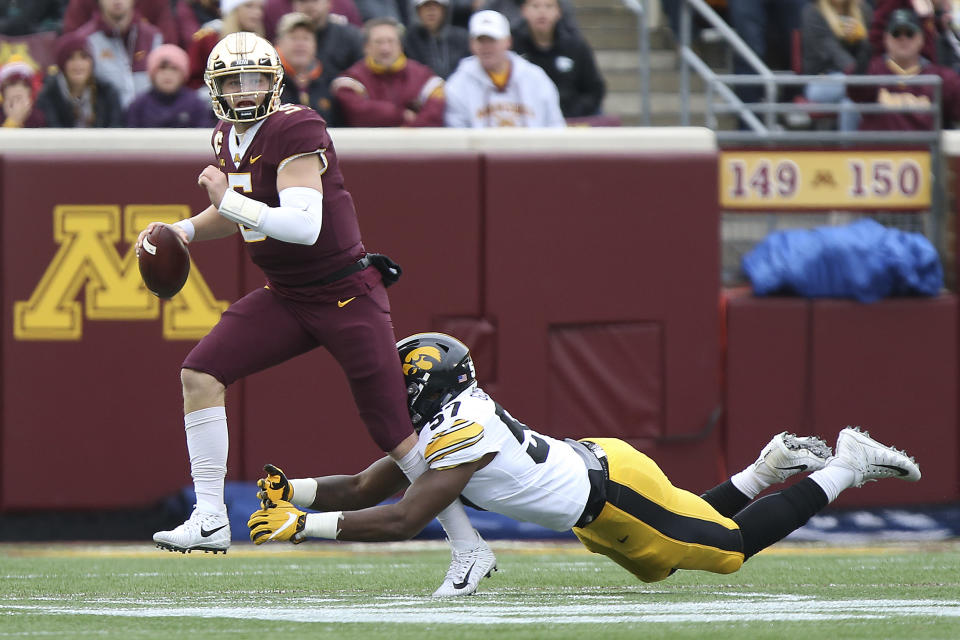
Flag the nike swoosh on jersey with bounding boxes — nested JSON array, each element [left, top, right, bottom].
[[337, 297, 357, 308], [250, 154, 262, 164], [269, 512, 299, 541], [200, 524, 227, 537], [453, 562, 476, 590]]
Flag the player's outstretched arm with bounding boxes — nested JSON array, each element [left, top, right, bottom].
[[327, 455, 490, 542], [257, 457, 410, 512], [309, 456, 410, 512], [249, 455, 490, 544]]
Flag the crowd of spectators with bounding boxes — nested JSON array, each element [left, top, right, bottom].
[[5, 0, 955, 132], [692, 0, 960, 131], [0, 0, 609, 129]]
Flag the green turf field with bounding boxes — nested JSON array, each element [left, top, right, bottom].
[[2, 540, 959, 639]]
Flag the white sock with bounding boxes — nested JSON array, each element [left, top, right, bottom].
[[290, 478, 318, 508], [730, 467, 771, 500], [185, 406, 228, 515], [396, 447, 480, 553], [809, 463, 857, 504]]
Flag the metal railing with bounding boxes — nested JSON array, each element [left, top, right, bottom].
[[621, 0, 651, 126], [675, 0, 943, 141], [670, 0, 946, 253]]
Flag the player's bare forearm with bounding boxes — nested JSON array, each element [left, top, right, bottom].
[[309, 456, 408, 512], [335, 462, 482, 542], [191, 204, 240, 241]]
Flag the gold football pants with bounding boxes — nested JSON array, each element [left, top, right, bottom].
[[572, 437, 744, 582]]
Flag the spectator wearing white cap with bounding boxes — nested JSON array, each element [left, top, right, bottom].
[[444, 9, 564, 127], [126, 43, 213, 127], [186, 0, 265, 88], [403, 0, 470, 79]]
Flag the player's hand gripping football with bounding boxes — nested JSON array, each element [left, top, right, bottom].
[[135, 222, 189, 258], [257, 463, 293, 508], [248, 500, 307, 544]]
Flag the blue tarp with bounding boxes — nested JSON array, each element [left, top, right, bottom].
[[742, 219, 943, 303]]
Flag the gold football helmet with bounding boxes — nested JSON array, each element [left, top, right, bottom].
[[204, 32, 284, 123]]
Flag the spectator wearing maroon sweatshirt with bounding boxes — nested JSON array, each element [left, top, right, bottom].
[[332, 17, 444, 126], [851, 8, 960, 129], [868, 0, 952, 64], [62, 0, 177, 45]]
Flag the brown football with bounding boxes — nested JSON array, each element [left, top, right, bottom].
[[138, 224, 190, 299]]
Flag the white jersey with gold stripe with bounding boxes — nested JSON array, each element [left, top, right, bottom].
[[417, 385, 591, 531]]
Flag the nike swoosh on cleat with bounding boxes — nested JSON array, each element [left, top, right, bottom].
[[876, 464, 910, 477], [200, 525, 227, 537], [617, 535, 629, 544], [774, 464, 808, 472], [453, 562, 476, 590]]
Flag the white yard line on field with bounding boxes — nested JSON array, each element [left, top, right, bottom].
[[2, 594, 960, 625]]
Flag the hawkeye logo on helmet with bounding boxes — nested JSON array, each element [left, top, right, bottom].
[[403, 346, 442, 375]]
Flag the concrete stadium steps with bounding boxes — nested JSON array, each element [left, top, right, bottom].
[[575, 1, 727, 127]]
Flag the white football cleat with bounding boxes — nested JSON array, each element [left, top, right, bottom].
[[832, 427, 921, 487], [753, 431, 833, 483], [154, 508, 231, 554], [433, 535, 497, 597]]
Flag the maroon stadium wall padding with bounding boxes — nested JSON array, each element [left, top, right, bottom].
[[724, 289, 959, 505], [724, 289, 811, 480], [811, 295, 958, 506], [483, 152, 724, 491], [0, 154, 246, 509], [2, 150, 958, 511]]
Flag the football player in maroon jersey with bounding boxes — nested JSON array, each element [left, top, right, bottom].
[[136, 32, 494, 596]]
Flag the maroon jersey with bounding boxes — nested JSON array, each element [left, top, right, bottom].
[[212, 104, 380, 302], [850, 56, 960, 130], [334, 57, 445, 127]]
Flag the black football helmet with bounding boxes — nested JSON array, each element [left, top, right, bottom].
[[397, 332, 476, 429]]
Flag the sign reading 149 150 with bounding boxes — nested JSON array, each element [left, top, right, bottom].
[[719, 150, 931, 210]]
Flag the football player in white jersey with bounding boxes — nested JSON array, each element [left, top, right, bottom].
[[249, 332, 921, 588]]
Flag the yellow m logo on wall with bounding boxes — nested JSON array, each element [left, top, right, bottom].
[[13, 205, 229, 341]]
